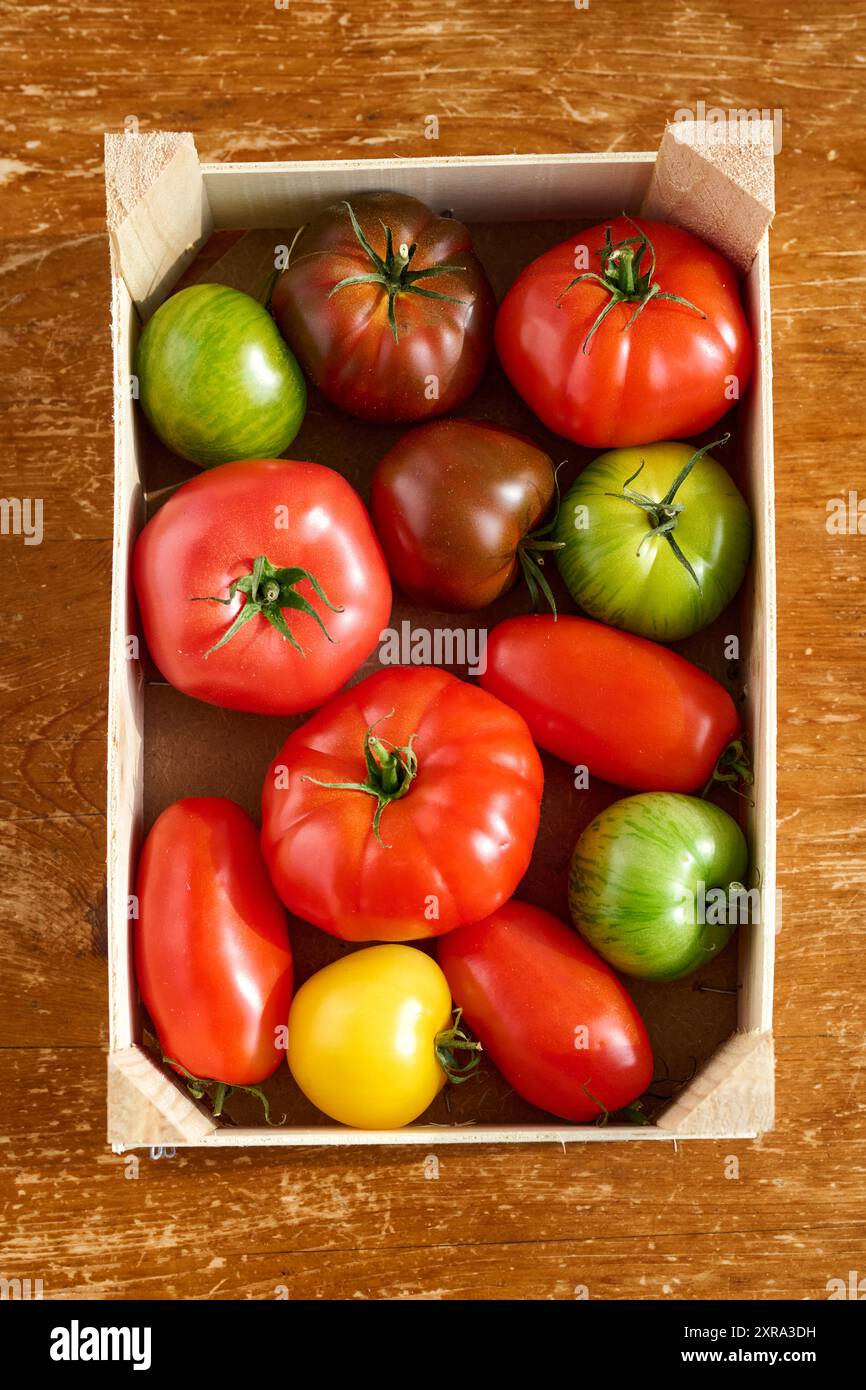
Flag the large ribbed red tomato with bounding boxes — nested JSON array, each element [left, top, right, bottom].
[[496, 216, 752, 447], [261, 666, 543, 941], [438, 901, 653, 1122], [133, 458, 391, 716], [480, 615, 741, 792], [271, 193, 495, 422], [135, 798, 293, 1091]]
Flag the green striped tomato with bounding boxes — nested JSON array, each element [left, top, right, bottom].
[[568, 792, 749, 981], [135, 284, 306, 467], [555, 440, 751, 641]]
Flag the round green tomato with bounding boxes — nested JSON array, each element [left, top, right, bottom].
[[135, 284, 306, 467], [555, 440, 751, 640], [568, 792, 749, 981]]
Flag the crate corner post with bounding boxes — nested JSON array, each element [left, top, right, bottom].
[[104, 129, 214, 320], [655, 1031, 775, 1139], [107, 1046, 220, 1150], [642, 119, 775, 274]]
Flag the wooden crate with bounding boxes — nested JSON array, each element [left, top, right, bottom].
[[105, 127, 776, 1149]]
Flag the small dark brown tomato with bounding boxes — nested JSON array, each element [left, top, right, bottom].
[[370, 419, 558, 612]]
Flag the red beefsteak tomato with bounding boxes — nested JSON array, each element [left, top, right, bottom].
[[133, 458, 391, 716], [480, 615, 741, 792], [496, 216, 752, 447], [261, 666, 543, 941], [438, 901, 653, 1122], [271, 193, 495, 421], [135, 798, 293, 1095]]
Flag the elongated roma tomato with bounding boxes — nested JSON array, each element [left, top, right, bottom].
[[496, 216, 751, 448], [261, 666, 543, 941], [438, 901, 653, 1123], [479, 615, 740, 792], [133, 458, 391, 716], [135, 798, 293, 1088], [288, 945, 478, 1129]]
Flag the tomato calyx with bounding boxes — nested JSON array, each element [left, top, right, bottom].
[[162, 1056, 286, 1125], [517, 463, 567, 616], [301, 710, 419, 847], [703, 737, 754, 801], [582, 1084, 654, 1128], [603, 434, 731, 589], [329, 201, 469, 345], [617, 1100, 652, 1126], [190, 554, 344, 658], [559, 217, 707, 355], [434, 1008, 483, 1084]]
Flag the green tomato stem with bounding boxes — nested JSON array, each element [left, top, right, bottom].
[[517, 461, 567, 617], [434, 1008, 483, 1085], [328, 200, 469, 344], [300, 710, 419, 847], [702, 737, 755, 801], [162, 1056, 285, 1125], [603, 434, 731, 590], [257, 265, 281, 312], [189, 554, 344, 658], [557, 216, 707, 355]]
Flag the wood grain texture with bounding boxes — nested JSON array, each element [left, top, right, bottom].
[[1, 0, 865, 1301]]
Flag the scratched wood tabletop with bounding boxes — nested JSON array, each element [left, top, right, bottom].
[[1, 0, 865, 1302]]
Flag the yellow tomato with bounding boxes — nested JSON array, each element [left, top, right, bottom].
[[288, 945, 455, 1129]]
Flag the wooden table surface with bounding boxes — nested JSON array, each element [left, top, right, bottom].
[[2, 0, 865, 1301]]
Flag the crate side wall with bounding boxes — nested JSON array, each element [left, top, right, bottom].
[[107, 274, 145, 1056], [736, 234, 777, 1037], [200, 154, 656, 230]]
